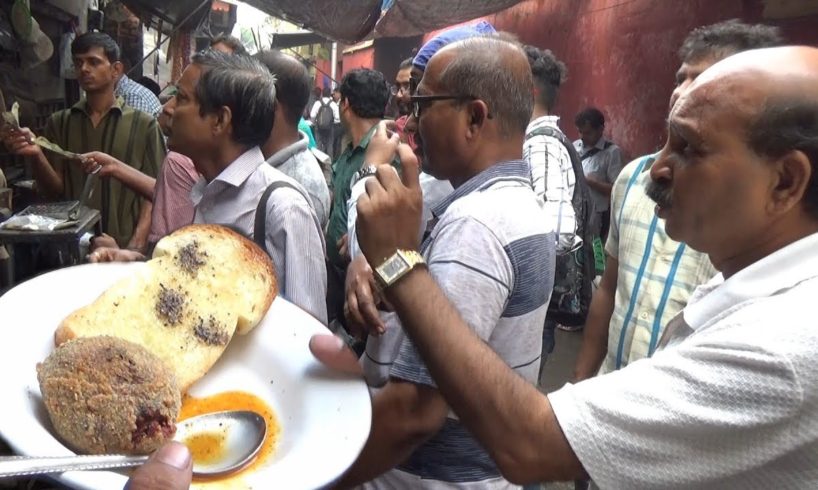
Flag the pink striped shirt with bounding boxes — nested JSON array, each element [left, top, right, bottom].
[[148, 151, 200, 243]]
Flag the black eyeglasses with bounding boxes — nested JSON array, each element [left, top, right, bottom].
[[409, 76, 420, 95], [390, 82, 411, 96], [410, 94, 478, 119]]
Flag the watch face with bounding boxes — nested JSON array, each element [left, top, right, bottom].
[[380, 255, 409, 281]]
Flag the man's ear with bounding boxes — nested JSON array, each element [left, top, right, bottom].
[[769, 149, 813, 216], [465, 99, 490, 138], [112, 60, 124, 79], [212, 106, 233, 137]]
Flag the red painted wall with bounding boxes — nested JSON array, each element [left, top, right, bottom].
[[423, 0, 818, 160], [341, 46, 376, 78]]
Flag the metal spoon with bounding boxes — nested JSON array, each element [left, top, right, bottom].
[[0, 410, 267, 479]]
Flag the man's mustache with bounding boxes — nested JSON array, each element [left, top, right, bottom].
[[645, 180, 672, 208]]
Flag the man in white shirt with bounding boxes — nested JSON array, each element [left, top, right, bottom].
[[346, 45, 818, 488], [168, 50, 327, 324], [310, 87, 340, 157]]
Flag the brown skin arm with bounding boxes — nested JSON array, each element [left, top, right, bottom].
[[127, 199, 153, 252], [584, 175, 613, 198], [335, 379, 449, 488], [354, 139, 586, 484], [1, 128, 64, 197], [573, 254, 619, 381], [382, 269, 587, 484]]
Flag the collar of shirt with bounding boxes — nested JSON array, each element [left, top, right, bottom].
[[431, 159, 531, 218], [342, 123, 377, 156], [265, 132, 310, 168], [683, 231, 818, 331], [190, 146, 265, 207], [575, 136, 610, 154], [525, 114, 561, 134], [71, 96, 125, 117]]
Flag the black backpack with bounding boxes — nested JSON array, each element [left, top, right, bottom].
[[315, 100, 334, 132], [526, 125, 595, 327]]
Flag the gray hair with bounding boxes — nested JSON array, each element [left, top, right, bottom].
[[437, 37, 533, 136], [750, 96, 818, 218], [190, 50, 277, 148]]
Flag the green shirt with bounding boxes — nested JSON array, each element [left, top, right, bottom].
[[326, 124, 377, 268], [44, 97, 166, 246]]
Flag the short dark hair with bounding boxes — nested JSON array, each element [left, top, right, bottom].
[[322, 87, 331, 97], [210, 34, 248, 56], [256, 50, 311, 125], [191, 50, 276, 148], [436, 37, 533, 136], [749, 97, 818, 218], [678, 20, 783, 64], [575, 107, 605, 129], [340, 69, 389, 119], [398, 57, 413, 71], [71, 32, 121, 63], [524, 45, 567, 111]]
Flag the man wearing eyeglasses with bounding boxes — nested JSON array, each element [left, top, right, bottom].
[[392, 57, 414, 147], [335, 36, 555, 489]]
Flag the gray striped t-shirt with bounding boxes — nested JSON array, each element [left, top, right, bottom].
[[369, 159, 556, 488]]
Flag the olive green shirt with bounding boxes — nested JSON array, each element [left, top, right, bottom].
[[44, 97, 165, 246]]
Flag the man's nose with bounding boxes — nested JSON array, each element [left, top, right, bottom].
[[649, 148, 673, 185]]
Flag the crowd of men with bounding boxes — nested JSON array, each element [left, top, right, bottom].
[[3, 17, 818, 489]]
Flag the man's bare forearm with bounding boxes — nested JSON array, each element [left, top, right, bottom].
[[335, 381, 448, 488], [573, 255, 618, 381], [127, 200, 153, 251], [113, 163, 156, 200], [29, 152, 63, 198], [384, 268, 586, 484], [585, 176, 612, 197]]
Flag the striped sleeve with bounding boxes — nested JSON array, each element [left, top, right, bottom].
[[264, 187, 328, 324], [391, 216, 512, 387]]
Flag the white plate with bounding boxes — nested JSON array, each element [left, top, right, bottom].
[[0, 263, 371, 489]]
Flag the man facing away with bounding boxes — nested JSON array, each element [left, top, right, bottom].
[[325, 69, 391, 327], [573, 20, 783, 381], [310, 87, 339, 157], [165, 50, 327, 323], [256, 49, 331, 228]]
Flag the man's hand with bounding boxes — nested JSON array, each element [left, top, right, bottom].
[[337, 233, 350, 263], [344, 255, 386, 336], [88, 247, 145, 263], [364, 121, 401, 164], [308, 334, 364, 376], [124, 442, 192, 490], [1, 127, 42, 159], [91, 233, 118, 251], [80, 151, 122, 178], [356, 144, 422, 266]]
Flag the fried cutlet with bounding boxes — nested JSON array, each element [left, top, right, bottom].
[[37, 336, 181, 455]]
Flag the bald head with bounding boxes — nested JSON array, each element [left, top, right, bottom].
[[432, 36, 534, 136], [681, 46, 818, 216]]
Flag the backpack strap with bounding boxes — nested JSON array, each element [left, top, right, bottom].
[[526, 124, 591, 245], [254, 180, 310, 253]]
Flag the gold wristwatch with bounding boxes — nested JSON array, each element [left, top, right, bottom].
[[374, 250, 425, 289]]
